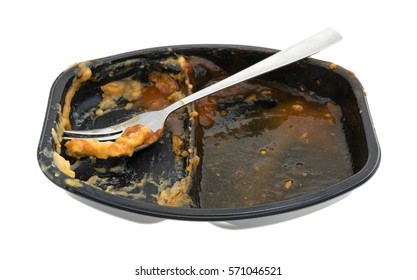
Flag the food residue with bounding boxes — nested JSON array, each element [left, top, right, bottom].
[[52, 53, 353, 209], [65, 124, 161, 159]]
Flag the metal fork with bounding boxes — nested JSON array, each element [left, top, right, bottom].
[[64, 28, 342, 142]]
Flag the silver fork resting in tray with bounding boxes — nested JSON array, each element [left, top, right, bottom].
[[64, 28, 342, 149]]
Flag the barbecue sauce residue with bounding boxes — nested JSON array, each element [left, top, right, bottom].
[[187, 56, 353, 208]]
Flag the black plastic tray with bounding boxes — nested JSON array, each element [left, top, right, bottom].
[[38, 45, 380, 221]]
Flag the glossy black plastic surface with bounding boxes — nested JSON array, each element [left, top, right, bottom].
[[38, 45, 380, 220]]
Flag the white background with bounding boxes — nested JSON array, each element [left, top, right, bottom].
[[1, 1, 415, 279]]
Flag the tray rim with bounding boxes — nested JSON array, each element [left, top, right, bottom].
[[37, 44, 381, 221]]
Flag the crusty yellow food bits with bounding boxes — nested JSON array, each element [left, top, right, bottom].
[[65, 125, 161, 159], [53, 152, 75, 178], [62, 63, 92, 130], [283, 179, 294, 190]]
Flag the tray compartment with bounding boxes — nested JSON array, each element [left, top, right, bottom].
[[38, 45, 380, 220]]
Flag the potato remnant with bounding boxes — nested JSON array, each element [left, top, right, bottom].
[[65, 125, 162, 159], [53, 152, 75, 178], [62, 63, 92, 130]]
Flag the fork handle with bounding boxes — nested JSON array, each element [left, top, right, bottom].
[[163, 28, 342, 114]]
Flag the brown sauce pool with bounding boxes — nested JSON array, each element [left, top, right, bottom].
[[195, 85, 352, 208]]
